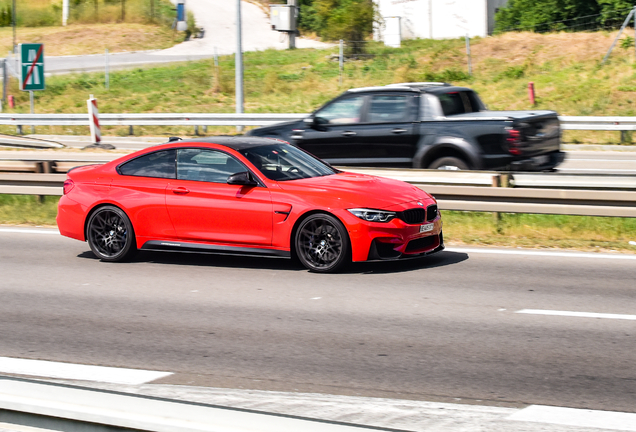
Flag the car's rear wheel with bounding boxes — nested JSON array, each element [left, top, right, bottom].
[[295, 214, 350, 273], [87, 205, 136, 262], [428, 156, 469, 170]]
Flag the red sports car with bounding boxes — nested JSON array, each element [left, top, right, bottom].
[[57, 137, 443, 272]]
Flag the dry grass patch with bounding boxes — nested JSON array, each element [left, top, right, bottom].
[[0, 24, 181, 55]]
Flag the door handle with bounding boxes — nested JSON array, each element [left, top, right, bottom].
[[392, 128, 407, 134], [172, 187, 190, 195], [341, 131, 357, 137]]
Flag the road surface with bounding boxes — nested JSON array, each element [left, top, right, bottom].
[[1, 228, 635, 416]]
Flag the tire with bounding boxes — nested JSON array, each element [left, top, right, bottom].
[[294, 214, 350, 273], [428, 156, 469, 170], [86, 205, 137, 262]]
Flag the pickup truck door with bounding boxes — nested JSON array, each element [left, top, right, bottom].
[[352, 93, 419, 167], [292, 95, 365, 161]]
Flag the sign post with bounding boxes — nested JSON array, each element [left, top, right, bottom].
[[20, 43, 45, 133]]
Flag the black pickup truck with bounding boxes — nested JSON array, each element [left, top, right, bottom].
[[246, 83, 565, 171]]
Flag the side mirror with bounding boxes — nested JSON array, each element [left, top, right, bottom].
[[227, 171, 257, 186], [303, 117, 316, 128]]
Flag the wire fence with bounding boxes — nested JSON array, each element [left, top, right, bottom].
[[496, 7, 634, 34]]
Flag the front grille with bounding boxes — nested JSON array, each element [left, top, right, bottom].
[[399, 208, 426, 224], [405, 235, 438, 253], [426, 205, 438, 222]]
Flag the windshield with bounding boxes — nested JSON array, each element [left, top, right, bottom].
[[239, 143, 337, 181]]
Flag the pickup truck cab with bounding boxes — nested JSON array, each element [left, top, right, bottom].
[[246, 82, 565, 171]]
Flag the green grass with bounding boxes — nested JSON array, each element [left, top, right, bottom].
[[0, 195, 59, 226], [2, 195, 635, 253]]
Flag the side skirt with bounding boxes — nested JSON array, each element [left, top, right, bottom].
[[141, 240, 291, 259]]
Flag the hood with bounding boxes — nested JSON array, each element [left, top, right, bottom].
[[276, 172, 433, 209]]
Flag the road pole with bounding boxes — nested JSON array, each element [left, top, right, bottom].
[[339, 39, 343, 87], [63, 0, 69, 26], [236, 0, 244, 132], [288, 0, 297, 49], [12, 0, 16, 53], [466, 34, 472, 75], [29, 90, 34, 134], [105, 49, 109, 90]]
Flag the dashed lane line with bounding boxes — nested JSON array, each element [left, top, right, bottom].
[[516, 309, 636, 320]]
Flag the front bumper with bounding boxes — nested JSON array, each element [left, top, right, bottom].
[[340, 203, 444, 262]]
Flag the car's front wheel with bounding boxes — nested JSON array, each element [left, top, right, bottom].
[[295, 214, 350, 273], [86, 205, 136, 262]]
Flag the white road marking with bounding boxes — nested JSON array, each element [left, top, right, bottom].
[[559, 168, 636, 172], [3, 228, 636, 261], [447, 247, 636, 260], [508, 405, 636, 431], [516, 309, 636, 320], [0, 357, 172, 385], [0, 228, 59, 235]]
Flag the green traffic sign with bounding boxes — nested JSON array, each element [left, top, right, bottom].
[[20, 43, 45, 91]]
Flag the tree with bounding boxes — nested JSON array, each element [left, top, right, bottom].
[[299, 0, 375, 41], [495, 0, 600, 32]]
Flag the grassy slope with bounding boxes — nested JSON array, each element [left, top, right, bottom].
[[0, 24, 182, 56], [2, 31, 636, 142]]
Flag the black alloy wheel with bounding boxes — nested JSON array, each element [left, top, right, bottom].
[[295, 214, 350, 273], [87, 206, 136, 262]]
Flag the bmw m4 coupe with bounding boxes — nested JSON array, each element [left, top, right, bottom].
[[57, 137, 443, 272]]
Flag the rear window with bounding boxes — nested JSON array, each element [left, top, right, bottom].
[[119, 150, 176, 179], [438, 91, 482, 116]]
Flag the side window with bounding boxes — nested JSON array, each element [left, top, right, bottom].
[[177, 149, 247, 183], [314, 96, 364, 125], [438, 91, 481, 116], [367, 95, 411, 123], [119, 149, 176, 179]]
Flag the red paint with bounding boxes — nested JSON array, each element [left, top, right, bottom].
[[57, 139, 443, 265]]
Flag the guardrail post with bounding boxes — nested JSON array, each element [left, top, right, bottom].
[[492, 174, 503, 232], [129, 125, 133, 136], [621, 130, 632, 144], [16, 125, 22, 135], [194, 125, 199, 136]]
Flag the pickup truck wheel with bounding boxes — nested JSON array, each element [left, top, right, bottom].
[[428, 157, 469, 170]]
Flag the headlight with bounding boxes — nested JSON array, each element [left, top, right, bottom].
[[348, 208, 396, 223]]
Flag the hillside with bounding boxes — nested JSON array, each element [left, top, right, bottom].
[[2, 30, 636, 144]]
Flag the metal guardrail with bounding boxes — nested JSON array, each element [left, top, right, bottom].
[[1, 113, 636, 131], [0, 376, 387, 432], [0, 113, 307, 127], [1, 168, 635, 217]]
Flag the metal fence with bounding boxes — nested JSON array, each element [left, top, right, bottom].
[[2, 113, 636, 132]]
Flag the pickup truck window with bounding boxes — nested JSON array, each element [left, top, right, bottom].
[[438, 91, 481, 116], [315, 96, 365, 125], [367, 95, 411, 123]]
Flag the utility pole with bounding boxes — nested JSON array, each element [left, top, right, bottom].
[[236, 0, 244, 130], [63, 0, 69, 25], [288, 0, 297, 49], [12, 0, 16, 53]]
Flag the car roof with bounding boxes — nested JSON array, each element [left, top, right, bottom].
[[158, 136, 284, 151], [346, 82, 473, 94]]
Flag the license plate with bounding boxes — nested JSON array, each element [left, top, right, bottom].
[[420, 223, 434, 233], [533, 155, 549, 165]]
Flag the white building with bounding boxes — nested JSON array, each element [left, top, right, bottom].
[[375, 0, 509, 44]]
